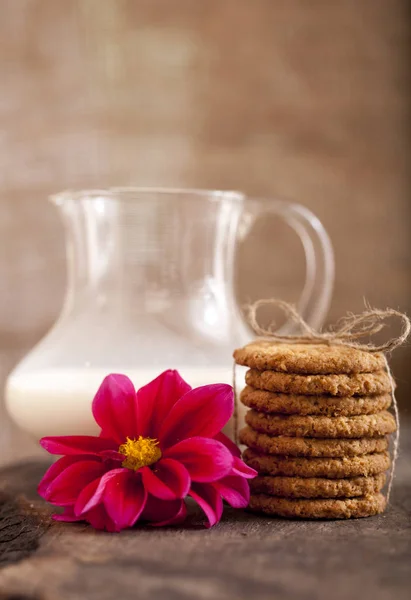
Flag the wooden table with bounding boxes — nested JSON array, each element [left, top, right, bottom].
[[1, 432, 410, 600]]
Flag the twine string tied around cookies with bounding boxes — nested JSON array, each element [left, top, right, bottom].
[[245, 299, 411, 353], [233, 300, 411, 503]]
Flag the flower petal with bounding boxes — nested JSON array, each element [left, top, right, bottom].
[[74, 468, 125, 516], [214, 432, 241, 457], [141, 459, 190, 500], [103, 470, 147, 529], [53, 507, 80, 522], [100, 450, 125, 465], [159, 384, 234, 448], [38, 455, 92, 497], [142, 495, 187, 526], [164, 437, 233, 482], [135, 370, 192, 438], [189, 482, 223, 528], [151, 501, 187, 527], [86, 504, 119, 532], [213, 475, 250, 508], [53, 500, 119, 532], [43, 460, 107, 506], [74, 478, 101, 516], [40, 436, 117, 456], [232, 456, 257, 479], [92, 374, 137, 444]]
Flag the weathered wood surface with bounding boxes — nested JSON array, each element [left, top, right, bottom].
[[0, 432, 410, 600]]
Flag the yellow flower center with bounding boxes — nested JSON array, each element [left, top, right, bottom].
[[118, 436, 162, 471]]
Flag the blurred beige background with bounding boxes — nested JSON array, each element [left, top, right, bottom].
[[1, 0, 410, 464]]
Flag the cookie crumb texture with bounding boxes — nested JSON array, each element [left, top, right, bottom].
[[248, 493, 387, 519], [245, 409, 396, 439], [239, 426, 389, 457], [240, 386, 391, 416], [243, 448, 391, 478], [234, 342, 386, 374], [250, 473, 386, 498], [245, 369, 392, 396]]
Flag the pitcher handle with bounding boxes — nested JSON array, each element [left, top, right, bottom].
[[240, 198, 334, 332]]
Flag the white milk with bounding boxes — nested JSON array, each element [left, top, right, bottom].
[[5, 367, 246, 441]]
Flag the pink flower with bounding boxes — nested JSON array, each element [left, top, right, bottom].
[[38, 370, 256, 531]]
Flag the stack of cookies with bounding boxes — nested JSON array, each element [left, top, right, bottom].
[[233, 342, 396, 519]]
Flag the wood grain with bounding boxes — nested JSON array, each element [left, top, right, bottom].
[[0, 0, 410, 464]]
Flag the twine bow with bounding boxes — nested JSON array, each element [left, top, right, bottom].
[[234, 299, 411, 503], [246, 299, 411, 353]]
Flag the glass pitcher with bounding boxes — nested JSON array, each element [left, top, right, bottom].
[[5, 188, 334, 440]]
